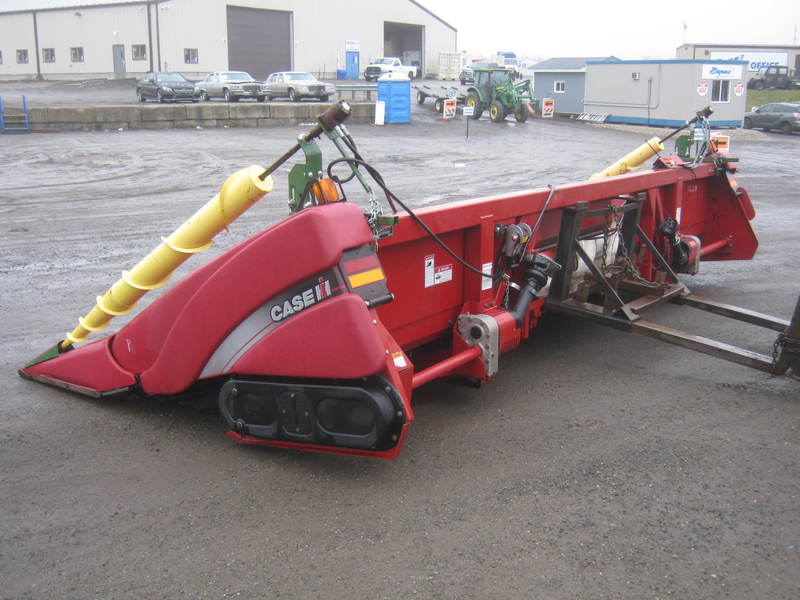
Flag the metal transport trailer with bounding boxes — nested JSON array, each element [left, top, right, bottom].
[[414, 84, 465, 113]]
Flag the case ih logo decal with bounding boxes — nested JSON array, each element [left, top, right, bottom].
[[270, 278, 333, 323], [200, 271, 344, 377]]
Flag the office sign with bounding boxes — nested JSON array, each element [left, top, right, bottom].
[[345, 40, 360, 52], [709, 50, 787, 72], [701, 64, 743, 80]]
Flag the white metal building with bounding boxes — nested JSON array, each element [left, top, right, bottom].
[[0, 0, 457, 81], [676, 43, 800, 85], [584, 59, 748, 127]]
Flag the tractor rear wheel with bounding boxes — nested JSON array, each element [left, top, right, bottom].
[[489, 100, 506, 123], [466, 93, 483, 119], [514, 104, 529, 122]]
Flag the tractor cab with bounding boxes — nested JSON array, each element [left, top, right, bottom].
[[474, 68, 513, 99], [466, 67, 533, 123]]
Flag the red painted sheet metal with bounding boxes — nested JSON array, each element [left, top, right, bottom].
[[23, 338, 136, 394], [375, 160, 756, 354], [229, 294, 387, 379], [123, 203, 373, 394], [379, 162, 742, 249]]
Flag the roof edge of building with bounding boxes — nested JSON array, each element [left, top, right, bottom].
[[677, 43, 800, 50], [588, 59, 749, 65], [0, 0, 169, 15], [406, 0, 457, 32]]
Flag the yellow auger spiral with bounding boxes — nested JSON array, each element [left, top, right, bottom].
[[590, 137, 665, 180], [60, 165, 274, 350]]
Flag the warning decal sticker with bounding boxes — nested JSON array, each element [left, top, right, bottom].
[[424, 254, 453, 288]]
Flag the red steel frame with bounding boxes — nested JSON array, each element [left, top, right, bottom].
[[20, 153, 758, 459], [374, 157, 756, 361]]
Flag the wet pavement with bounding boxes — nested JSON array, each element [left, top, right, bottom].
[[1, 87, 799, 599]]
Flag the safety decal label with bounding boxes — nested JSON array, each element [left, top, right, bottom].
[[392, 352, 408, 368], [481, 262, 493, 290], [424, 254, 453, 288]]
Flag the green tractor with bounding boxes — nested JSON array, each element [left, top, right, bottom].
[[465, 67, 534, 123]]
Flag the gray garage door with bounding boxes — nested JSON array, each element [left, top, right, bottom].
[[226, 6, 292, 80]]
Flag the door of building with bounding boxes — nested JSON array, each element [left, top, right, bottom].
[[112, 45, 126, 79]]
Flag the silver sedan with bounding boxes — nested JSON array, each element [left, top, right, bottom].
[[262, 72, 335, 102], [195, 71, 266, 102]]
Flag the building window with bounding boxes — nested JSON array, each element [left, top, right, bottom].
[[42, 48, 56, 63], [71, 47, 84, 62], [711, 80, 730, 103], [132, 44, 147, 61], [184, 48, 198, 64], [16, 49, 29, 64], [554, 80, 566, 93]]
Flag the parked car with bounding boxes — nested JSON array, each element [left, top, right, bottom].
[[136, 72, 200, 103], [262, 72, 335, 101], [747, 66, 800, 90], [195, 71, 265, 102], [743, 102, 800, 134]]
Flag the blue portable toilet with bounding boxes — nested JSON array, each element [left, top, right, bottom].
[[377, 74, 411, 123]]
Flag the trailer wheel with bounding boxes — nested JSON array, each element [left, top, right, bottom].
[[514, 104, 529, 123], [417, 91, 426, 104], [489, 100, 506, 122], [434, 98, 444, 113], [466, 93, 483, 119]]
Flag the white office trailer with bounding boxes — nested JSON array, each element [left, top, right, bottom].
[[583, 59, 749, 127], [0, 0, 456, 81], [677, 43, 800, 85]]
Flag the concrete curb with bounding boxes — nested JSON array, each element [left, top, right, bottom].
[[27, 102, 375, 131]]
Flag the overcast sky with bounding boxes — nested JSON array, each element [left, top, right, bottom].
[[421, 0, 800, 61]]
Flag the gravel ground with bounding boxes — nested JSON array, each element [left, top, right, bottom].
[[0, 80, 798, 599]]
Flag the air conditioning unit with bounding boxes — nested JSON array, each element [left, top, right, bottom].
[[631, 72, 641, 80]]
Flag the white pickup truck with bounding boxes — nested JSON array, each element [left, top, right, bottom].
[[363, 57, 418, 81]]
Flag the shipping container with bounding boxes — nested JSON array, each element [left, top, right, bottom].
[[438, 52, 462, 80]]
